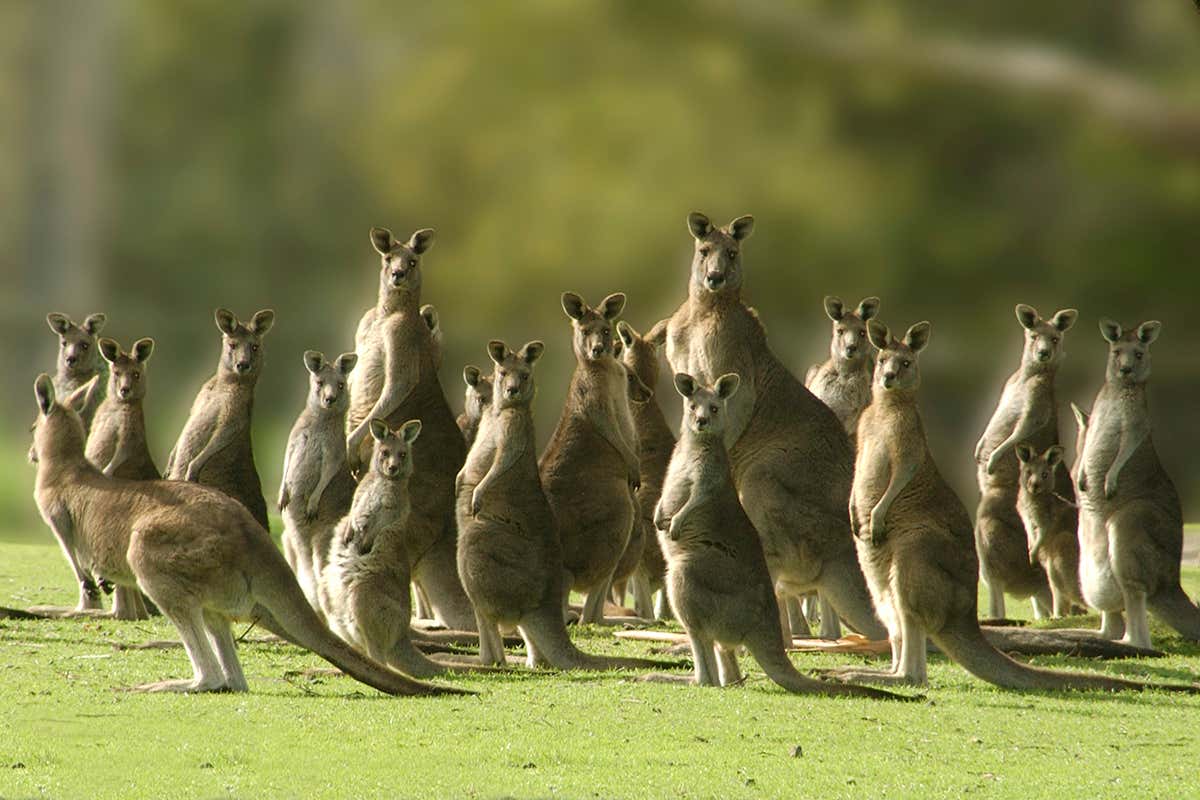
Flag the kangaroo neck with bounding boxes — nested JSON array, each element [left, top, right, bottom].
[[835, 356, 870, 379], [1019, 358, 1058, 381], [688, 282, 742, 311], [1100, 380, 1147, 408], [377, 288, 420, 317], [680, 429, 730, 470]]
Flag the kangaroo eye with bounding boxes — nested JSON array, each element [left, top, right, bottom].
[[699, 247, 711, 257], [252, 344, 260, 352], [836, 328, 844, 335], [338, 382, 345, 390], [858, 330, 866, 337], [602, 328, 610, 338], [689, 402, 697, 411], [317, 380, 325, 387], [408, 259, 416, 268], [80, 342, 89, 351], [1052, 337, 1059, 344], [902, 360, 911, 368], [520, 373, 527, 381], [1135, 352, 1143, 360], [228, 343, 236, 351], [398, 452, 407, 460], [60, 338, 66, 346], [710, 404, 719, 413], [727, 249, 737, 259], [132, 372, 140, 380]]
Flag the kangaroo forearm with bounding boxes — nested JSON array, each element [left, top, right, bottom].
[[1107, 426, 1149, 483], [309, 458, 339, 510], [871, 462, 917, 524]]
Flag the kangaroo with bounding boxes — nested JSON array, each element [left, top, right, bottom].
[[822, 319, 1196, 692], [457, 365, 493, 448], [29, 375, 465, 696], [457, 340, 669, 671], [540, 292, 642, 625], [1071, 402, 1124, 639], [87, 337, 159, 620], [346, 226, 475, 630], [46, 312, 108, 429], [654, 371, 905, 700], [650, 212, 885, 641], [420, 304, 443, 369], [166, 308, 273, 530], [974, 304, 1077, 619], [1074, 319, 1200, 649], [1015, 443, 1085, 617], [805, 295, 880, 445], [279, 350, 359, 614]]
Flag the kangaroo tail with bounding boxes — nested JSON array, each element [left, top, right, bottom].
[[746, 633, 913, 701], [1148, 585, 1200, 641], [387, 637, 505, 677], [522, 604, 675, 671]]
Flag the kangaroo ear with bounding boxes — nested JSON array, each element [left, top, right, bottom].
[[519, 340, 545, 365], [47, 313, 71, 335], [369, 227, 395, 255], [487, 340, 507, 365], [132, 338, 155, 363], [98, 338, 121, 364], [600, 293, 626, 321], [66, 376, 98, 413], [687, 212, 713, 240], [561, 292, 586, 321], [400, 419, 422, 444], [728, 215, 755, 241], [616, 321, 637, 349], [463, 365, 482, 387], [715, 372, 741, 400], [625, 365, 653, 403], [1015, 443, 1035, 464], [903, 321, 931, 353], [82, 313, 107, 336], [1051, 309, 1078, 332], [1099, 318, 1122, 343], [1136, 320, 1161, 345], [408, 228, 435, 255], [368, 418, 390, 442], [303, 350, 325, 375], [673, 373, 698, 399], [823, 296, 845, 322], [419, 304, 439, 332], [1071, 402, 1090, 430], [1015, 304, 1039, 330], [857, 297, 881, 321], [645, 319, 668, 348], [336, 352, 358, 375], [250, 309, 275, 336], [215, 308, 238, 335], [867, 320, 890, 351], [1045, 445, 1064, 468], [34, 374, 55, 415]]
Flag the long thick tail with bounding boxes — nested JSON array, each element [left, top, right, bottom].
[[934, 620, 1199, 693], [746, 633, 912, 701], [522, 604, 675, 671], [387, 637, 504, 677], [1148, 585, 1200, 641]]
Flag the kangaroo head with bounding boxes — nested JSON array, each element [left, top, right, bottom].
[[1016, 443, 1063, 497], [47, 312, 105, 378], [686, 212, 754, 296], [487, 339, 544, 409], [420, 303, 443, 368], [673, 372, 740, 437], [303, 350, 356, 413], [30, 374, 93, 465], [823, 296, 879, 364], [1099, 318, 1159, 386], [1016, 304, 1077, 371], [371, 226, 433, 299], [562, 292, 624, 363], [99, 337, 153, 403], [867, 319, 930, 393], [368, 418, 421, 480], [462, 365, 494, 421], [616, 321, 660, 394]]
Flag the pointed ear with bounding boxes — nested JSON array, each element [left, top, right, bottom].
[[645, 319, 668, 348], [463, 365, 482, 387], [1051, 309, 1078, 332], [857, 297, 880, 321], [624, 365, 653, 403], [687, 212, 713, 240], [673, 373, 698, 398], [303, 350, 325, 375], [215, 308, 238, 335], [867, 320, 890, 351], [1045, 445, 1064, 468], [370, 227, 395, 255], [336, 352, 358, 375], [1071, 402, 1090, 431], [519, 340, 545, 365], [47, 313, 71, 335], [250, 309, 275, 336], [1015, 304, 1039, 330], [34, 374, 55, 416], [82, 313, 107, 336], [600, 293, 626, 321], [1136, 320, 1161, 345], [408, 228, 435, 255], [616, 321, 637, 349], [132, 338, 155, 363], [487, 340, 507, 365], [903, 321, 931, 353], [400, 419, 422, 444], [368, 418, 390, 442], [561, 292, 586, 321], [715, 372, 741, 400], [728, 215, 754, 241], [98, 338, 121, 364], [1015, 443, 1035, 464], [66, 376, 98, 413], [419, 304, 439, 332], [823, 296, 845, 322], [1099, 318, 1122, 343]]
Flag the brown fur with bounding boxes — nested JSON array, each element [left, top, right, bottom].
[[456, 365, 493, 448], [1015, 444, 1085, 617]]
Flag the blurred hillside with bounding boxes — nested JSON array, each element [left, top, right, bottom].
[[2, 0, 1199, 536]]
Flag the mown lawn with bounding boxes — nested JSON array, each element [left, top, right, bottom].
[[2, 539, 1199, 800]]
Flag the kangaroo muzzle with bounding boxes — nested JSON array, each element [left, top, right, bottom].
[[704, 272, 725, 290]]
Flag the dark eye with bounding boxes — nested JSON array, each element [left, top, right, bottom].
[[1051, 337, 1059, 344], [398, 452, 407, 460], [229, 343, 236, 351], [60, 338, 66, 346], [602, 328, 610, 338], [520, 373, 527, 381], [408, 259, 416, 267], [836, 328, 844, 335], [252, 344, 259, 352], [902, 360, 911, 368], [710, 404, 719, 413], [132, 371, 140, 380], [1135, 352, 1143, 360], [338, 382, 345, 390], [689, 402, 697, 410], [858, 330, 866, 337], [699, 247, 711, 257], [317, 380, 325, 387], [499, 370, 508, 377], [727, 249, 737, 259], [379, 449, 389, 458], [80, 342, 89, 351]]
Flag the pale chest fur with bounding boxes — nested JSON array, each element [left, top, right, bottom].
[[810, 363, 871, 433], [1081, 388, 1146, 487]]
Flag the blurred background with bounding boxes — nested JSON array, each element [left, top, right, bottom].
[[2, 0, 1199, 539]]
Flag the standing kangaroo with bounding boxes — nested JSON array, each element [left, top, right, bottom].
[[166, 308, 273, 530], [1071, 402, 1124, 639], [1014, 443, 1085, 617], [974, 304, 1077, 619], [279, 350, 358, 614], [457, 365, 493, 448], [540, 292, 643, 625], [457, 340, 668, 671], [1074, 319, 1200, 649], [30, 375, 464, 696], [654, 371, 903, 700], [346, 226, 474, 630], [824, 319, 1195, 692], [650, 212, 885, 641], [46, 312, 108, 429]]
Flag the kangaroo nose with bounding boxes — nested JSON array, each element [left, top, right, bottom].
[[883, 371, 896, 382], [1037, 349, 1051, 361], [65, 355, 77, 366], [845, 344, 858, 356], [695, 416, 709, 429], [1120, 365, 1133, 375], [505, 386, 519, 398], [236, 361, 251, 373], [119, 387, 130, 398], [705, 273, 725, 289], [590, 344, 604, 358]]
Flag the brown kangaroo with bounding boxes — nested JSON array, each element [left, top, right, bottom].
[[457, 365, 493, 448], [46, 312, 108, 429], [1014, 443, 1085, 617]]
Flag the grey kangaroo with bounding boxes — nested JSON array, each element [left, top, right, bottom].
[[1014, 443, 1085, 617], [457, 365, 493, 448], [46, 312, 108, 429]]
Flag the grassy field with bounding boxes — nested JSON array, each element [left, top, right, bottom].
[[2, 540, 1200, 799]]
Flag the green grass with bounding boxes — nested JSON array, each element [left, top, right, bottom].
[[2, 542, 1200, 799]]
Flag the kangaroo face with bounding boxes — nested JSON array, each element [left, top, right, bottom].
[[47, 313, 105, 378], [368, 418, 421, 479], [562, 292, 624, 363], [617, 321, 660, 391], [686, 212, 754, 295], [673, 372, 740, 437], [304, 350, 357, 413], [1016, 305, 1077, 370], [215, 309, 274, 378], [486, 340, 544, 410], [1100, 319, 1159, 385], [99, 337, 153, 403], [823, 296, 879, 364], [868, 320, 931, 393], [462, 365, 494, 420], [370, 227, 434, 298], [1016, 443, 1063, 496]]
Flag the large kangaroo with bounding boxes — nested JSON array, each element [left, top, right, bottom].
[[346, 226, 474, 630], [649, 212, 885, 640], [1075, 319, 1200, 649], [30, 375, 464, 697]]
